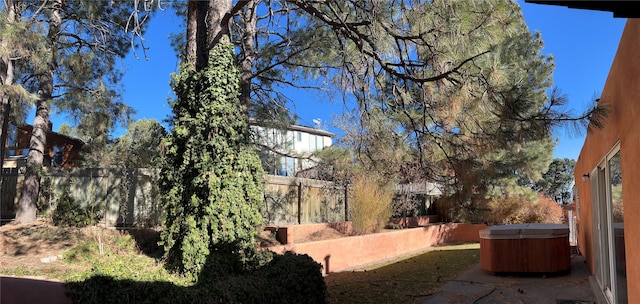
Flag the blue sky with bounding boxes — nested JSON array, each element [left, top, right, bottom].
[[46, 1, 627, 161]]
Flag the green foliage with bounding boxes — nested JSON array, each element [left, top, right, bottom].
[[337, 0, 558, 212], [112, 119, 167, 168], [160, 42, 265, 280], [246, 252, 327, 304], [62, 230, 326, 303], [351, 173, 394, 234], [64, 241, 100, 263], [61, 231, 188, 301], [314, 146, 357, 184], [52, 187, 102, 227], [72, 118, 168, 169], [530, 158, 576, 204]]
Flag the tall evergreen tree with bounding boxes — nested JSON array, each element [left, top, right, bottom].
[[0, 1, 44, 172], [334, 0, 569, 216], [11, 0, 146, 223], [160, 42, 265, 280], [112, 119, 167, 168], [15, 0, 63, 223], [533, 158, 576, 204]]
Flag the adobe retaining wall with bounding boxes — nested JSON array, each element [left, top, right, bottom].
[[265, 222, 487, 274], [265, 215, 440, 245]]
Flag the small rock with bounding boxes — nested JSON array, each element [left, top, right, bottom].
[[40, 255, 59, 264]]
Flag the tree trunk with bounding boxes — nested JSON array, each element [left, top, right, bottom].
[[186, 0, 215, 71], [0, 0, 17, 174], [15, 0, 61, 224], [195, 1, 209, 70], [239, 0, 258, 118], [185, 1, 198, 69], [207, 0, 232, 46]]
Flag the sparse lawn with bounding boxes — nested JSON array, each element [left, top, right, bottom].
[[1, 222, 480, 304], [325, 243, 480, 304], [0, 223, 184, 286]]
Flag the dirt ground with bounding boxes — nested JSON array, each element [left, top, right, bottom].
[[258, 226, 348, 246], [1, 221, 350, 273], [294, 228, 348, 243], [0, 221, 87, 272]]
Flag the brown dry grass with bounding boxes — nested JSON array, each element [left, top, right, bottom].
[[351, 175, 394, 234], [488, 194, 563, 225], [325, 243, 480, 304]]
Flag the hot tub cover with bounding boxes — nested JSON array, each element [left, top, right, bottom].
[[479, 223, 569, 239]]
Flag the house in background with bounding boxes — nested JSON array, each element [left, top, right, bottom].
[[2, 124, 84, 169], [1, 123, 85, 221], [525, 1, 638, 302], [251, 121, 334, 177]]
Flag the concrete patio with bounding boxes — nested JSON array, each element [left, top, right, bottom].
[[422, 253, 602, 304]]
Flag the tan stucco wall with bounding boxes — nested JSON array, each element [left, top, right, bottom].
[[574, 19, 640, 302]]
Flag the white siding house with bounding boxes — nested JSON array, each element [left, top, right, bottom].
[[250, 122, 334, 177]]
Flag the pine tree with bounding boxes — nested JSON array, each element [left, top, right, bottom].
[[334, 0, 561, 219], [532, 158, 576, 204], [160, 42, 265, 280], [12, 0, 143, 223]]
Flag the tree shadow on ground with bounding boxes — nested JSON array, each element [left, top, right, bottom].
[[64, 251, 327, 304], [121, 227, 164, 259], [0, 223, 83, 256]]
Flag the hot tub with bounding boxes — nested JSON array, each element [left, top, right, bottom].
[[479, 223, 570, 273]]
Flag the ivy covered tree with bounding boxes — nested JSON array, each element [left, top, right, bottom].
[[160, 42, 265, 280]]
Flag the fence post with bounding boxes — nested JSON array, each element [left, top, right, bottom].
[[344, 184, 348, 221], [297, 182, 302, 224]]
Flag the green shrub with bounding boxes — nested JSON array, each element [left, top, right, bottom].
[[52, 188, 102, 227], [252, 252, 327, 303], [351, 174, 393, 234], [200, 251, 327, 304], [64, 241, 99, 263]]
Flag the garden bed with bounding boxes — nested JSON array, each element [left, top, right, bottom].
[[264, 222, 487, 274]]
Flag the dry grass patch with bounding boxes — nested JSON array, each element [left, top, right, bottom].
[[351, 174, 394, 235], [325, 243, 480, 304]]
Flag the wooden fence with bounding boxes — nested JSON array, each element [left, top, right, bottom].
[[3, 170, 460, 227], [263, 175, 348, 225], [0, 170, 349, 227], [1, 168, 161, 227]]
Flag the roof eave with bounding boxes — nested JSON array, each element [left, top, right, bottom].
[[525, 1, 638, 18]]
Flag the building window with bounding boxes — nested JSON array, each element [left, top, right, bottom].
[[287, 157, 295, 176], [52, 146, 64, 167], [285, 131, 293, 149], [590, 145, 626, 303], [297, 131, 302, 142], [309, 134, 317, 151], [277, 157, 296, 177]]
